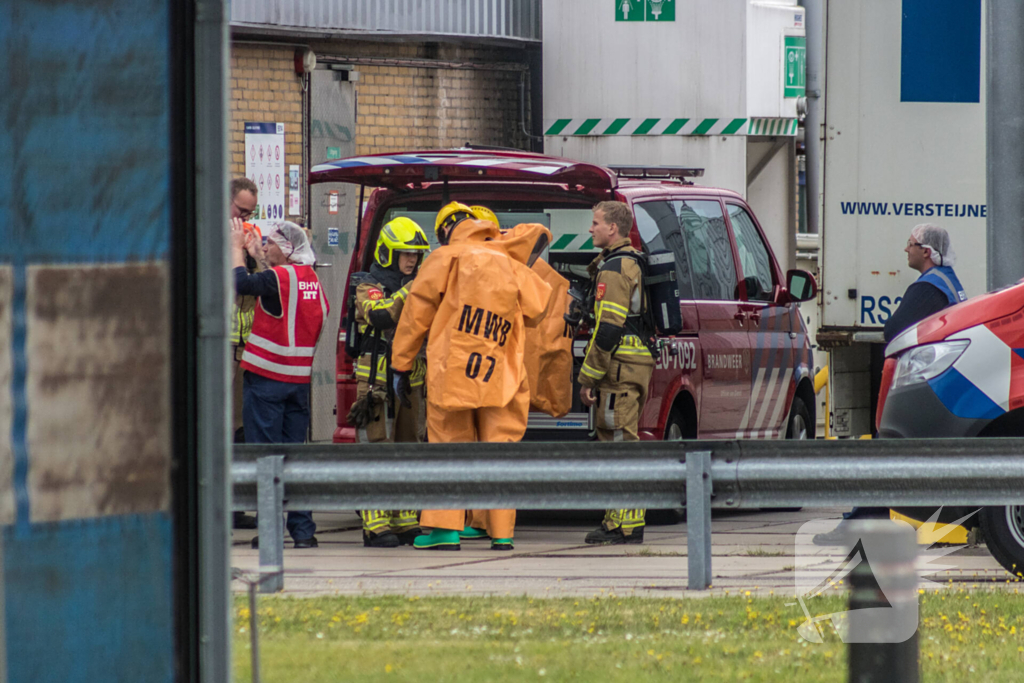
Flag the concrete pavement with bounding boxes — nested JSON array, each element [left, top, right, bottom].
[[230, 508, 1011, 598]]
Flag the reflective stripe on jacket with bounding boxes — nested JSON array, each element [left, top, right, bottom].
[[578, 239, 654, 388], [240, 264, 329, 383]]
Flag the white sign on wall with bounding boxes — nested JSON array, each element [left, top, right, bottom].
[[244, 122, 286, 233], [288, 164, 301, 216]]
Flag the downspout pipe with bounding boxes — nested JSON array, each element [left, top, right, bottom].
[[987, 0, 1024, 289], [802, 0, 824, 236]]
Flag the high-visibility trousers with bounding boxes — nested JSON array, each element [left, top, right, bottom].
[[419, 378, 530, 536], [594, 358, 653, 535], [361, 509, 419, 535]]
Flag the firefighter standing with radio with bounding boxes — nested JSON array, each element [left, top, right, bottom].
[[347, 217, 431, 548], [577, 201, 655, 545]]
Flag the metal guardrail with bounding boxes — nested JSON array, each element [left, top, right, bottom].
[[233, 438, 1024, 591]]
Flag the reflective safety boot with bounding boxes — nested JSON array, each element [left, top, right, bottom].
[[395, 528, 425, 546], [460, 526, 490, 540], [363, 529, 400, 548], [584, 526, 644, 545], [413, 529, 461, 550]]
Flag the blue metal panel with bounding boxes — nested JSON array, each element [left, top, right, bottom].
[[0, 0, 171, 264], [901, 0, 982, 103], [4, 514, 174, 683], [0, 1, 177, 681]]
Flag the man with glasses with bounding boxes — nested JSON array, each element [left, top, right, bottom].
[[230, 177, 263, 530], [814, 222, 965, 545], [232, 176, 258, 222], [884, 223, 966, 343]]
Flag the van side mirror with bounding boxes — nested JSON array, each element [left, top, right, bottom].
[[786, 269, 817, 303]]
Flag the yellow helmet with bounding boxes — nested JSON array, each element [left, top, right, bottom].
[[470, 205, 499, 227], [435, 201, 476, 245], [375, 217, 430, 269]]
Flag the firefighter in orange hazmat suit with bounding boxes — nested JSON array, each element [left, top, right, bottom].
[[462, 222, 575, 545], [505, 224, 575, 418], [390, 203, 553, 551]]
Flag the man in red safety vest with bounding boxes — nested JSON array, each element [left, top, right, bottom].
[[231, 219, 329, 548]]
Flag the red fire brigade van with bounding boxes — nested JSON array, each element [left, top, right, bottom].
[[312, 149, 817, 445]]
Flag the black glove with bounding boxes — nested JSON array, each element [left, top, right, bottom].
[[392, 370, 413, 409]]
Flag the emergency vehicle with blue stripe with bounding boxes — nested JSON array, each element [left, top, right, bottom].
[[878, 279, 1024, 576], [311, 149, 818, 445]]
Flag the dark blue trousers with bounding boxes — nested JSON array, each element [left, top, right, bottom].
[[243, 371, 315, 542]]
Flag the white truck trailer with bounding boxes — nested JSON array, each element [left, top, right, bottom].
[[542, 0, 808, 275], [809, 0, 988, 437]]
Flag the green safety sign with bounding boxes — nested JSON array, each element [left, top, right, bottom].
[[784, 35, 806, 98], [615, 0, 674, 22], [326, 146, 341, 160], [646, 0, 674, 21], [615, 0, 643, 21]]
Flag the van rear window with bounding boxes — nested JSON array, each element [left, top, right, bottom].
[[382, 207, 594, 251], [382, 206, 596, 287]]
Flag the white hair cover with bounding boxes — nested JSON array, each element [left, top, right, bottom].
[[911, 223, 956, 268], [267, 221, 316, 266]]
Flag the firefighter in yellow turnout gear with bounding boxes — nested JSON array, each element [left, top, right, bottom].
[[348, 217, 430, 547], [577, 201, 655, 545]]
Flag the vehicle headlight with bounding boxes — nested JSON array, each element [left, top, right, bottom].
[[891, 340, 970, 390]]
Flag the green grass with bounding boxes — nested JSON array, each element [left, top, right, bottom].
[[233, 588, 1024, 682], [742, 548, 787, 557], [623, 547, 685, 557]]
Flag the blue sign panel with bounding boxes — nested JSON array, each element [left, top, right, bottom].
[[901, 0, 982, 103]]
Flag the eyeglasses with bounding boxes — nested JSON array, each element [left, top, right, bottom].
[[233, 200, 255, 220], [907, 240, 925, 249]]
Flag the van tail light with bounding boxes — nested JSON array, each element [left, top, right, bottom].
[[875, 357, 897, 433], [334, 304, 358, 443]]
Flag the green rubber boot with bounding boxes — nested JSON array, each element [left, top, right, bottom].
[[459, 526, 489, 540], [413, 529, 461, 550], [490, 538, 514, 551]]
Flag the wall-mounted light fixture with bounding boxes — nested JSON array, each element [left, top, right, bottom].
[[294, 48, 317, 75]]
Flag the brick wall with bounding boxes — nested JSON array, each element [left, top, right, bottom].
[[310, 41, 530, 155], [230, 40, 532, 216], [229, 44, 304, 195]]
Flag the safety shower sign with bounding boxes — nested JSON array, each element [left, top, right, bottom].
[[784, 36, 807, 98], [616, 0, 674, 22], [245, 122, 286, 233]]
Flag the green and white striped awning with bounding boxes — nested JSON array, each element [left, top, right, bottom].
[[544, 117, 799, 137], [550, 233, 597, 252]]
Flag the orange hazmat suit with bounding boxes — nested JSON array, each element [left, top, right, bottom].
[[498, 224, 575, 418], [391, 220, 553, 538]]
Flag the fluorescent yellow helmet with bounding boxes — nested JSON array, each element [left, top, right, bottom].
[[435, 201, 475, 245], [375, 217, 430, 269], [470, 205, 499, 227]]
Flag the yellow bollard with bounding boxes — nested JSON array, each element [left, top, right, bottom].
[[890, 511, 970, 544]]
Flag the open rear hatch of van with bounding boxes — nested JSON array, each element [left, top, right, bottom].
[[310, 150, 618, 194]]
